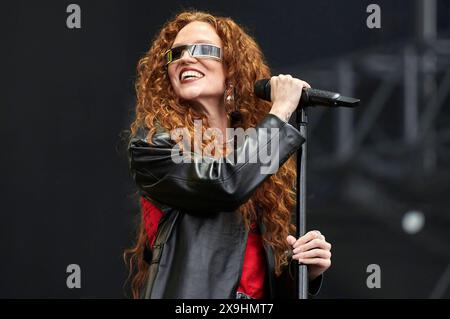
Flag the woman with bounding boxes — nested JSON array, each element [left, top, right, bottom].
[[125, 10, 332, 299]]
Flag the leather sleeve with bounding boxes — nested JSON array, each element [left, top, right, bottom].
[[128, 114, 305, 214]]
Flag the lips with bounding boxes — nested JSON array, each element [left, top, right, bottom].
[[179, 67, 205, 83]]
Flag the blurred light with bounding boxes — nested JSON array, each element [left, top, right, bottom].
[[402, 210, 425, 234]]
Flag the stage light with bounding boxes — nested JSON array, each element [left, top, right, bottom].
[[402, 210, 425, 234]]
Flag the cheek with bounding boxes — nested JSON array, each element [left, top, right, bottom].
[[208, 64, 226, 90], [168, 74, 183, 96], [167, 68, 178, 86]]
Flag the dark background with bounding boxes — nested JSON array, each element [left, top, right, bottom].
[[1, 0, 449, 298]]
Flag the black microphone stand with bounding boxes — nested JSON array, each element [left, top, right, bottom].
[[296, 107, 308, 299], [254, 79, 359, 299]]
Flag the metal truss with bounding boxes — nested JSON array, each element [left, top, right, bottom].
[[279, 0, 450, 181], [276, 0, 450, 298]]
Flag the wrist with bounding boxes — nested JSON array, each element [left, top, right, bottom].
[[269, 107, 292, 123]]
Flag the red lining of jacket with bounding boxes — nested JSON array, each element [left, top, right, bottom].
[[140, 196, 265, 299]]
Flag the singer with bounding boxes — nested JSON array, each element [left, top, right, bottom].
[[124, 10, 332, 299]]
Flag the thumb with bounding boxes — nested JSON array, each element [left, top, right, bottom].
[[286, 235, 296, 246]]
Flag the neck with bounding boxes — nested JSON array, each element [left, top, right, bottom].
[[191, 97, 230, 137]]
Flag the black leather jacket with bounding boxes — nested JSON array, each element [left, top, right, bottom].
[[128, 113, 322, 298]]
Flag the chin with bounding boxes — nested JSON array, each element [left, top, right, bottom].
[[179, 87, 203, 100]]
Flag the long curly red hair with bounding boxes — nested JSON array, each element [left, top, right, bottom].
[[124, 10, 297, 299]]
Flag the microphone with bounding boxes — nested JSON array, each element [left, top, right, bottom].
[[254, 79, 360, 108]]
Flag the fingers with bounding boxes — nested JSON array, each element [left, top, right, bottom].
[[268, 74, 311, 122], [287, 230, 331, 255], [293, 238, 331, 254], [286, 230, 332, 277], [280, 74, 310, 87], [291, 230, 323, 249], [270, 74, 310, 98], [292, 248, 332, 260], [270, 74, 310, 88], [286, 235, 296, 246], [296, 258, 332, 268]]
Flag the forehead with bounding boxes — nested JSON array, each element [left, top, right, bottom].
[[172, 21, 222, 47]]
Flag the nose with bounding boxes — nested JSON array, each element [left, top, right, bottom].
[[178, 49, 197, 63]]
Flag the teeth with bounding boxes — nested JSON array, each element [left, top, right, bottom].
[[181, 70, 204, 81]]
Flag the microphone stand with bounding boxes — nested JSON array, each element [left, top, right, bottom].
[[296, 107, 308, 299], [293, 90, 358, 299], [253, 78, 359, 299]]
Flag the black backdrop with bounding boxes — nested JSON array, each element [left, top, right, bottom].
[[2, 0, 449, 298]]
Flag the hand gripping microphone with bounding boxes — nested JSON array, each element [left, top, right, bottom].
[[254, 79, 360, 108]]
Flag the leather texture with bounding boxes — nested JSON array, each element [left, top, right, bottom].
[[128, 113, 322, 298]]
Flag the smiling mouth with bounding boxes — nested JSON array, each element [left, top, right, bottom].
[[179, 70, 205, 83]]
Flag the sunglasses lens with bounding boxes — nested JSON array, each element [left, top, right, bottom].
[[191, 44, 221, 58], [166, 44, 221, 65], [167, 45, 187, 63]]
